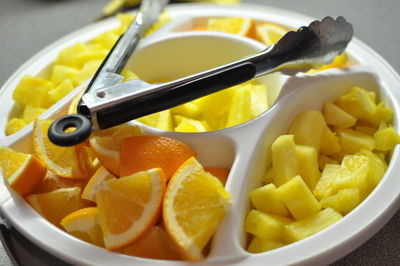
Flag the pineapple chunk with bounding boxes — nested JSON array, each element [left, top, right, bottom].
[[374, 126, 400, 151], [335, 87, 376, 122], [244, 210, 293, 241], [295, 145, 320, 190], [320, 188, 360, 215], [318, 155, 339, 171], [336, 128, 375, 154], [313, 164, 341, 200], [5, 118, 26, 135], [50, 65, 79, 86], [247, 237, 284, 253], [48, 79, 74, 104], [171, 102, 202, 119], [72, 59, 103, 86], [174, 116, 209, 132], [13, 75, 53, 108], [137, 110, 173, 131], [91, 31, 119, 50], [73, 49, 109, 69], [288, 111, 326, 152], [276, 175, 321, 220], [271, 135, 299, 186], [283, 208, 343, 243], [262, 166, 274, 184], [121, 69, 139, 81], [22, 105, 46, 124], [323, 102, 356, 128], [355, 125, 376, 136], [320, 126, 341, 155], [356, 149, 387, 190], [54, 42, 88, 68], [370, 102, 393, 126], [249, 183, 289, 217]]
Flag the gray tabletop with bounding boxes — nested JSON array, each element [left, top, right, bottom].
[[1, 0, 400, 265]]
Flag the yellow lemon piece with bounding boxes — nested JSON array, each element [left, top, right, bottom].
[[207, 17, 256, 38], [255, 22, 289, 46]]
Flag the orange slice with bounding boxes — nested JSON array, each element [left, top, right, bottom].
[[34, 170, 85, 194], [207, 17, 257, 38], [96, 168, 165, 250], [0, 146, 46, 196], [33, 119, 94, 179], [81, 166, 116, 202], [163, 157, 232, 261], [204, 167, 230, 185], [60, 207, 104, 247], [89, 123, 143, 176], [255, 22, 289, 46], [120, 136, 196, 180]]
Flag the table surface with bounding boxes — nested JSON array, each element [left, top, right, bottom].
[[0, 0, 400, 265]]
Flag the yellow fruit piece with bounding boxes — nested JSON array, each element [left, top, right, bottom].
[[174, 116, 209, 133], [121, 69, 139, 81], [244, 210, 292, 241], [295, 145, 320, 190], [82, 166, 116, 202], [13, 75, 53, 108], [171, 102, 201, 119], [255, 22, 288, 46], [323, 102, 356, 128], [5, 118, 26, 135], [249, 183, 289, 217], [26, 187, 92, 228], [115, 13, 135, 35], [0, 146, 46, 196], [371, 102, 393, 126], [276, 175, 321, 220], [247, 237, 284, 253], [335, 87, 376, 122], [48, 79, 74, 104], [163, 157, 231, 261], [89, 123, 143, 176], [262, 166, 274, 184], [60, 207, 104, 247], [33, 119, 93, 179], [207, 17, 256, 38], [55, 42, 88, 68], [67, 87, 86, 115], [73, 49, 109, 69], [72, 60, 103, 86], [320, 188, 360, 215], [96, 168, 165, 250], [50, 65, 79, 87], [271, 135, 299, 187], [91, 31, 119, 50], [374, 126, 400, 151], [308, 53, 350, 73], [136, 110, 173, 131], [283, 208, 343, 243], [336, 128, 375, 154], [320, 126, 341, 155], [33, 171, 85, 194], [318, 155, 339, 171], [288, 111, 327, 152], [355, 124, 376, 136], [313, 164, 341, 200], [22, 105, 46, 124], [356, 149, 387, 190]]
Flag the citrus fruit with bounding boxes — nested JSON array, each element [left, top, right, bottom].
[[118, 226, 181, 260], [26, 187, 92, 227], [96, 168, 165, 250], [255, 22, 289, 46], [89, 123, 143, 176], [67, 87, 86, 114], [60, 207, 104, 247], [82, 166, 116, 202], [120, 136, 196, 180], [0, 146, 46, 196], [204, 167, 230, 185], [33, 119, 94, 179], [163, 157, 232, 261], [34, 171, 85, 194], [207, 17, 257, 38]]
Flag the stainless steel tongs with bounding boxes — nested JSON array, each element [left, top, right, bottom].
[[48, 7, 353, 146]]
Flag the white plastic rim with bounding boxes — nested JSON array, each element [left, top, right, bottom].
[[0, 3, 399, 266]]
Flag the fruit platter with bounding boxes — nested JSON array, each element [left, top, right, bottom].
[[0, 3, 400, 265]]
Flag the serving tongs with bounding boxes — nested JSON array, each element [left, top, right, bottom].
[[48, 12, 353, 146]]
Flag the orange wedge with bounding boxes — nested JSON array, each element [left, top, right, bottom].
[[207, 17, 257, 38], [204, 167, 230, 185], [0, 146, 46, 196], [61, 207, 104, 247], [255, 22, 289, 46], [89, 123, 143, 176], [34, 170, 85, 194], [81, 166, 116, 202], [120, 136, 196, 180], [96, 168, 165, 250], [33, 119, 94, 179], [163, 157, 232, 261]]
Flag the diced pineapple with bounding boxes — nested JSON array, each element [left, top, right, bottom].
[[355, 125, 376, 136], [329, 150, 347, 163], [295, 145, 320, 190], [335, 87, 376, 122], [91, 31, 119, 50], [5, 118, 26, 135], [72, 60, 103, 86], [121, 69, 139, 81], [288, 111, 326, 152], [48, 79, 74, 104], [244, 210, 293, 241], [320, 188, 360, 215], [336, 128, 375, 154], [50, 65, 79, 86], [276, 176, 321, 220], [262, 166, 274, 184], [283, 208, 343, 243], [247, 237, 284, 253], [226, 85, 253, 128], [318, 155, 339, 171], [320, 126, 341, 155], [137, 110, 173, 131], [374, 126, 400, 151], [73, 49, 109, 69], [370, 102, 393, 126], [271, 135, 299, 186], [54, 42, 88, 68], [22, 105, 46, 124], [323, 102, 356, 128], [249, 183, 289, 217], [13, 75, 53, 108], [313, 164, 340, 200], [356, 149, 387, 190], [174, 116, 209, 132], [115, 13, 135, 35], [171, 102, 202, 119]]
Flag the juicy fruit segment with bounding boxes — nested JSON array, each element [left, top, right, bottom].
[[336, 128, 375, 154], [22, 105, 46, 124], [81, 166, 116, 202], [320, 188, 360, 215], [96, 168, 165, 250], [207, 17, 256, 37], [249, 183, 289, 217], [204, 167, 230, 185], [174, 116, 209, 132], [60, 207, 104, 247], [283, 208, 343, 243], [13, 75, 53, 108], [34, 171, 85, 194], [137, 110, 173, 131], [247, 237, 285, 253], [120, 136, 196, 180], [271, 135, 299, 186], [163, 157, 231, 261], [323, 102, 356, 128], [0, 146, 46, 196], [295, 145, 321, 190], [374, 126, 400, 151], [255, 22, 288, 46], [320, 127, 341, 155], [313, 164, 341, 200], [5, 118, 26, 135]]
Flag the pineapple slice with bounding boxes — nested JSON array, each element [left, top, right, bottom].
[[283, 208, 343, 243], [336, 128, 375, 154], [320, 188, 360, 215], [137, 109, 173, 131], [318, 155, 339, 171], [295, 145, 320, 190], [249, 183, 289, 217], [313, 164, 340, 200], [374, 126, 400, 151], [276, 175, 321, 220], [271, 135, 299, 186], [247, 237, 284, 253], [13, 75, 53, 108], [288, 111, 327, 152], [50, 65, 79, 86], [22, 105, 46, 124], [320, 126, 341, 155], [323, 102, 356, 128], [244, 210, 293, 241]]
